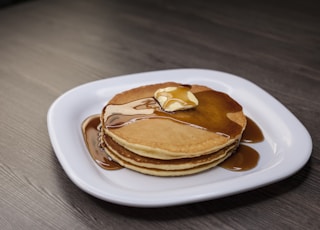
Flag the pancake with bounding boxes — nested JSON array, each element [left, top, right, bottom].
[[101, 138, 237, 177], [102, 134, 238, 171], [99, 82, 246, 176]]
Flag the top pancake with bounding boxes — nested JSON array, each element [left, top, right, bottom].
[[101, 82, 246, 160]]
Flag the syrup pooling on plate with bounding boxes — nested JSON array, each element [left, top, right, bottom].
[[241, 117, 264, 143], [103, 90, 243, 139], [220, 145, 260, 171], [81, 115, 122, 170], [220, 117, 263, 171]]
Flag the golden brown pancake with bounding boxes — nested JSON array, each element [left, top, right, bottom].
[[101, 138, 237, 176], [99, 82, 246, 176], [102, 134, 237, 170]]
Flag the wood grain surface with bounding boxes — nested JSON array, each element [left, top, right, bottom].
[[0, 0, 319, 229]]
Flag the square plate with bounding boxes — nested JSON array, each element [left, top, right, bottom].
[[47, 69, 312, 207]]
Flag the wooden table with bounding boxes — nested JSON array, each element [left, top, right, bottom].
[[1, 0, 319, 229]]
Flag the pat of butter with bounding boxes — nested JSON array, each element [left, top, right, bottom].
[[154, 85, 199, 112]]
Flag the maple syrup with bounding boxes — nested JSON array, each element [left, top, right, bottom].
[[81, 115, 122, 170]]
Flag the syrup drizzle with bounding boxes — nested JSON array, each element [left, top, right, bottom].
[[81, 115, 122, 170], [241, 117, 264, 143], [103, 90, 244, 139], [219, 144, 260, 171]]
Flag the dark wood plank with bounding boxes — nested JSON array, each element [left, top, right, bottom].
[[0, 0, 319, 229]]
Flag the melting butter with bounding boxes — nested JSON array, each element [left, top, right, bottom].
[[154, 85, 199, 112]]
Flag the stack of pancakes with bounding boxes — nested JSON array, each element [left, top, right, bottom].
[[99, 82, 247, 176]]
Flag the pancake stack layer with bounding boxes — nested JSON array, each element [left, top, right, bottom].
[[99, 82, 247, 176]]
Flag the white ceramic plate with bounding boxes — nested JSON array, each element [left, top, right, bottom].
[[47, 69, 312, 207]]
